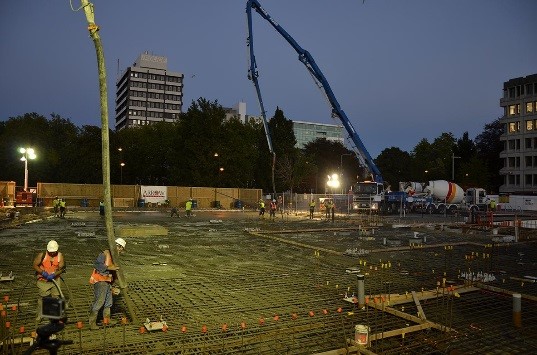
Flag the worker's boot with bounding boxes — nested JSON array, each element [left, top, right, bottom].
[[103, 308, 118, 326], [89, 311, 99, 330]]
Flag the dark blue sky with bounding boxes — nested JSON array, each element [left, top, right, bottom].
[[1, 0, 536, 157]]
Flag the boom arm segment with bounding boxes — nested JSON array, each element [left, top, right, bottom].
[[246, 0, 383, 184], [246, 0, 276, 195]]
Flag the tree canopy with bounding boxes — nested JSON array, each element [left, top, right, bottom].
[[0, 105, 503, 194]]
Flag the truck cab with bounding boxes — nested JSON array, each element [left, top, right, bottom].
[[351, 181, 383, 212], [465, 188, 488, 211]]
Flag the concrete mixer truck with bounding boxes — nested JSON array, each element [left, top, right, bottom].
[[400, 180, 490, 214]]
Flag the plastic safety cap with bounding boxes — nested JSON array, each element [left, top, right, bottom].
[[115, 238, 126, 249], [47, 240, 59, 252]]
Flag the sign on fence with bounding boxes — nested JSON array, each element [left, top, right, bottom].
[[141, 186, 167, 204]]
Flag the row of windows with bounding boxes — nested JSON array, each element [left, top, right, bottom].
[[129, 100, 180, 111], [128, 110, 178, 119], [524, 156, 537, 167], [499, 154, 537, 168], [130, 81, 181, 92], [504, 82, 536, 99], [130, 71, 183, 83], [129, 91, 182, 102], [507, 101, 537, 116], [504, 173, 537, 187], [503, 138, 537, 151], [504, 174, 520, 186]]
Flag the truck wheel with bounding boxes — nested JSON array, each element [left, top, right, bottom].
[[438, 205, 446, 215], [448, 205, 457, 214], [426, 205, 435, 214]]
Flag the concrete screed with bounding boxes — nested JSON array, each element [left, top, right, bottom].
[[0, 208, 536, 354]]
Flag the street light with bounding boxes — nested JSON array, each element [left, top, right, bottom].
[[120, 162, 125, 184], [19, 147, 36, 191], [118, 147, 124, 184], [326, 173, 340, 190], [452, 153, 461, 181], [214, 166, 224, 208]]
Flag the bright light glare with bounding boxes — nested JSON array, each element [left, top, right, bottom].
[[326, 173, 340, 188], [19, 147, 36, 160]]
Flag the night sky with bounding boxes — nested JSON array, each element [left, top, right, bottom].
[[1, 0, 536, 157]]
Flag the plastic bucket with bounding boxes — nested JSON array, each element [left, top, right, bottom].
[[355, 325, 369, 346]]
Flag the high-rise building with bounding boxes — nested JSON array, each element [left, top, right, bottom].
[[115, 52, 184, 130], [499, 73, 537, 194], [292, 120, 344, 148]]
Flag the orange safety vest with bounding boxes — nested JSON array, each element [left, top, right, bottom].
[[89, 251, 114, 284], [37, 252, 62, 281]]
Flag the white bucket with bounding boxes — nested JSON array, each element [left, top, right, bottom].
[[355, 324, 369, 346]]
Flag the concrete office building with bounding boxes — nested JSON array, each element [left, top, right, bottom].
[[293, 120, 344, 148], [499, 73, 537, 194], [115, 52, 184, 130]]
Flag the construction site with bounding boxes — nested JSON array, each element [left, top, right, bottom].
[[0, 207, 536, 354]]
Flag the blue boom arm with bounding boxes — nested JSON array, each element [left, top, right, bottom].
[[246, 0, 383, 184]]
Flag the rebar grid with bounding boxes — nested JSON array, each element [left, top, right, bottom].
[[1, 212, 536, 354]]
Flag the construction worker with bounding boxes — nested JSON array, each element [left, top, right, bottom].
[[52, 196, 60, 217], [170, 206, 179, 217], [324, 199, 331, 219], [258, 199, 265, 217], [328, 200, 335, 222], [99, 200, 105, 216], [269, 199, 277, 220], [59, 198, 66, 218], [88, 238, 126, 330], [185, 198, 193, 217], [33, 240, 65, 322], [489, 199, 497, 212], [309, 199, 316, 219]]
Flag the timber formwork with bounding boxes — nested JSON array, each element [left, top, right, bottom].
[[0, 210, 536, 354]]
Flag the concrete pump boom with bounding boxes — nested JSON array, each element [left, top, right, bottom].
[[245, 0, 383, 184], [246, 1, 276, 195]]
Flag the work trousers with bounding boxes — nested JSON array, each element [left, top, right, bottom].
[[91, 281, 113, 313]]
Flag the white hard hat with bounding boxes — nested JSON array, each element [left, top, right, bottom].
[[115, 238, 126, 249], [47, 240, 59, 252], [272, 199, 276, 202]]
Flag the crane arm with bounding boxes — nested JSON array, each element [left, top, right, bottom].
[[246, 0, 383, 184]]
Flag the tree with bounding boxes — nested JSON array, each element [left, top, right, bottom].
[[475, 118, 504, 192], [375, 147, 413, 190]]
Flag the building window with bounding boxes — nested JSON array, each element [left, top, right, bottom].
[[508, 105, 520, 116], [526, 156, 533, 167], [509, 122, 520, 133], [508, 157, 515, 167], [527, 102, 534, 113], [527, 120, 534, 131], [526, 138, 532, 149]]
